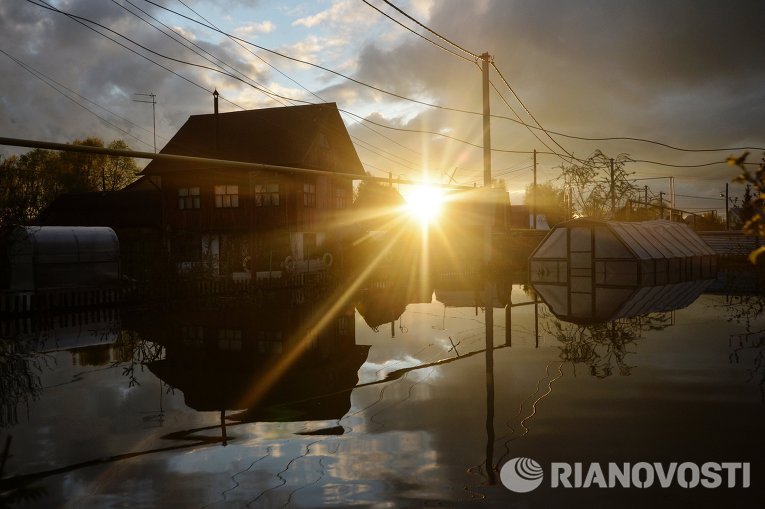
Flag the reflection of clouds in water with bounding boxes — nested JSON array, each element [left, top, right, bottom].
[[361, 354, 442, 384]]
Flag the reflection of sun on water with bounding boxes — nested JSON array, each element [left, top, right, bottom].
[[402, 185, 445, 225]]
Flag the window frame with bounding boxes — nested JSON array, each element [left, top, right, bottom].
[[214, 184, 239, 208], [303, 182, 316, 208], [255, 183, 280, 207], [177, 187, 201, 210]]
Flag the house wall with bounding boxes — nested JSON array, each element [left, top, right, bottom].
[[160, 169, 353, 274]]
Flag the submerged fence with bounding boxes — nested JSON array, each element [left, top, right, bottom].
[[0, 271, 333, 315]]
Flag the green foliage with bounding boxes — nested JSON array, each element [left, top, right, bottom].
[[728, 152, 765, 263], [0, 138, 138, 229]]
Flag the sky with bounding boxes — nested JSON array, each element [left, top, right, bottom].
[[1, 0, 764, 213]]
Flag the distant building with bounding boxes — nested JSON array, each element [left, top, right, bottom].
[[141, 102, 364, 276]]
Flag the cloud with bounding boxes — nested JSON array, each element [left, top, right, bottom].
[[1, 0, 763, 207], [234, 20, 276, 37]]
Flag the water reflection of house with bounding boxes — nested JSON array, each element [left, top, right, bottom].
[[129, 294, 368, 422], [141, 101, 364, 277]]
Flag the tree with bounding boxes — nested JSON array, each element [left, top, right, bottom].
[[58, 137, 138, 192], [559, 150, 638, 219], [728, 152, 765, 262], [524, 181, 568, 227], [0, 137, 139, 229], [0, 150, 63, 228]]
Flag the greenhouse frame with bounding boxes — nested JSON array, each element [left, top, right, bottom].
[[528, 219, 717, 323], [3, 226, 121, 292]]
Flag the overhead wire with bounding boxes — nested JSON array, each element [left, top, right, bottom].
[[140, 0, 762, 164], [25, 0, 247, 111], [360, 0, 475, 63], [174, 0, 426, 163], [0, 48, 155, 150], [114, 0, 290, 107], [489, 61, 578, 162], [24, 0, 428, 170], [22, 0, 758, 175], [376, 0, 481, 60]]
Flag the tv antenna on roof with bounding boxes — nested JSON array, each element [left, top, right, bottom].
[[134, 93, 157, 153]]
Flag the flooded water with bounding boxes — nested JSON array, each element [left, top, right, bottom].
[[1, 274, 763, 508]]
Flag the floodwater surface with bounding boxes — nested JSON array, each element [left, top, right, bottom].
[[1, 277, 763, 508]]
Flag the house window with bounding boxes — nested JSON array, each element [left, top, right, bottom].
[[255, 183, 280, 206], [215, 185, 239, 208], [217, 329, 242, 351], [335, 188, 346, 209], [178, 187, 200, 209], [181, 326, 204, 348], [304, 183, 316, 207]]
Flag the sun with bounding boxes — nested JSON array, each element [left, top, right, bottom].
[[403, 185, 445, 225]]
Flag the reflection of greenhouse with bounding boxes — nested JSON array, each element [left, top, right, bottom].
[[529, 219, 717, 323]]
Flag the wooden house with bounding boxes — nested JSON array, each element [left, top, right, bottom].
[[141, 102, 364, 277]]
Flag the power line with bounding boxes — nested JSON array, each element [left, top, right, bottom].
[[361, 0, 475, 63], [487, 75, 573, 164], [673, 193, 724, 201], [0, 48, 155, 150], [28, 0, 428, 164], [26, 0, 247, 111], [137, 1, 764, 161], [629, 159, 725, 168], [25, 0, 757, 173], [114, 0, 290, 107], [545, 129, 765, 153], [375, 0, 481, 60], [489, 61, 578, 163]]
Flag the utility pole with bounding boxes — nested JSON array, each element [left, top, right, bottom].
[[480, 51, 496, 485], [725, 182, 729, 231], [134, 93, 157, 153], [481, 53, 492, 187], [659, 191, 665, 219], [644, 185, 648, 210], [532, 148, 537, 229]]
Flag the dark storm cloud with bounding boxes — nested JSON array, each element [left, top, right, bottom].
[[344, 0, 765, 192], [0, 0, 272, 154]]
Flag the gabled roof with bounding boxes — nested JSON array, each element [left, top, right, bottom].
[[142, 102, 364, 176], [530, 218, 716, 260]]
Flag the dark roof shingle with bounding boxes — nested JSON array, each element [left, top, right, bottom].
[[142, 102, 364, 176]]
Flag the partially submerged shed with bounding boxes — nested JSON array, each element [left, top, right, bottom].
[[529, 219, 717, 322]]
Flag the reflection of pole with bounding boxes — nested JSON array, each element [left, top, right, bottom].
[[505, 292, 512, 347], [485, 334, 496, 484], [220, 410, 228, 446], [534, 296, 539, 348], [532, 149, 537, 229], [725, 183, 730, 231], [481, 51, 497, 485]]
